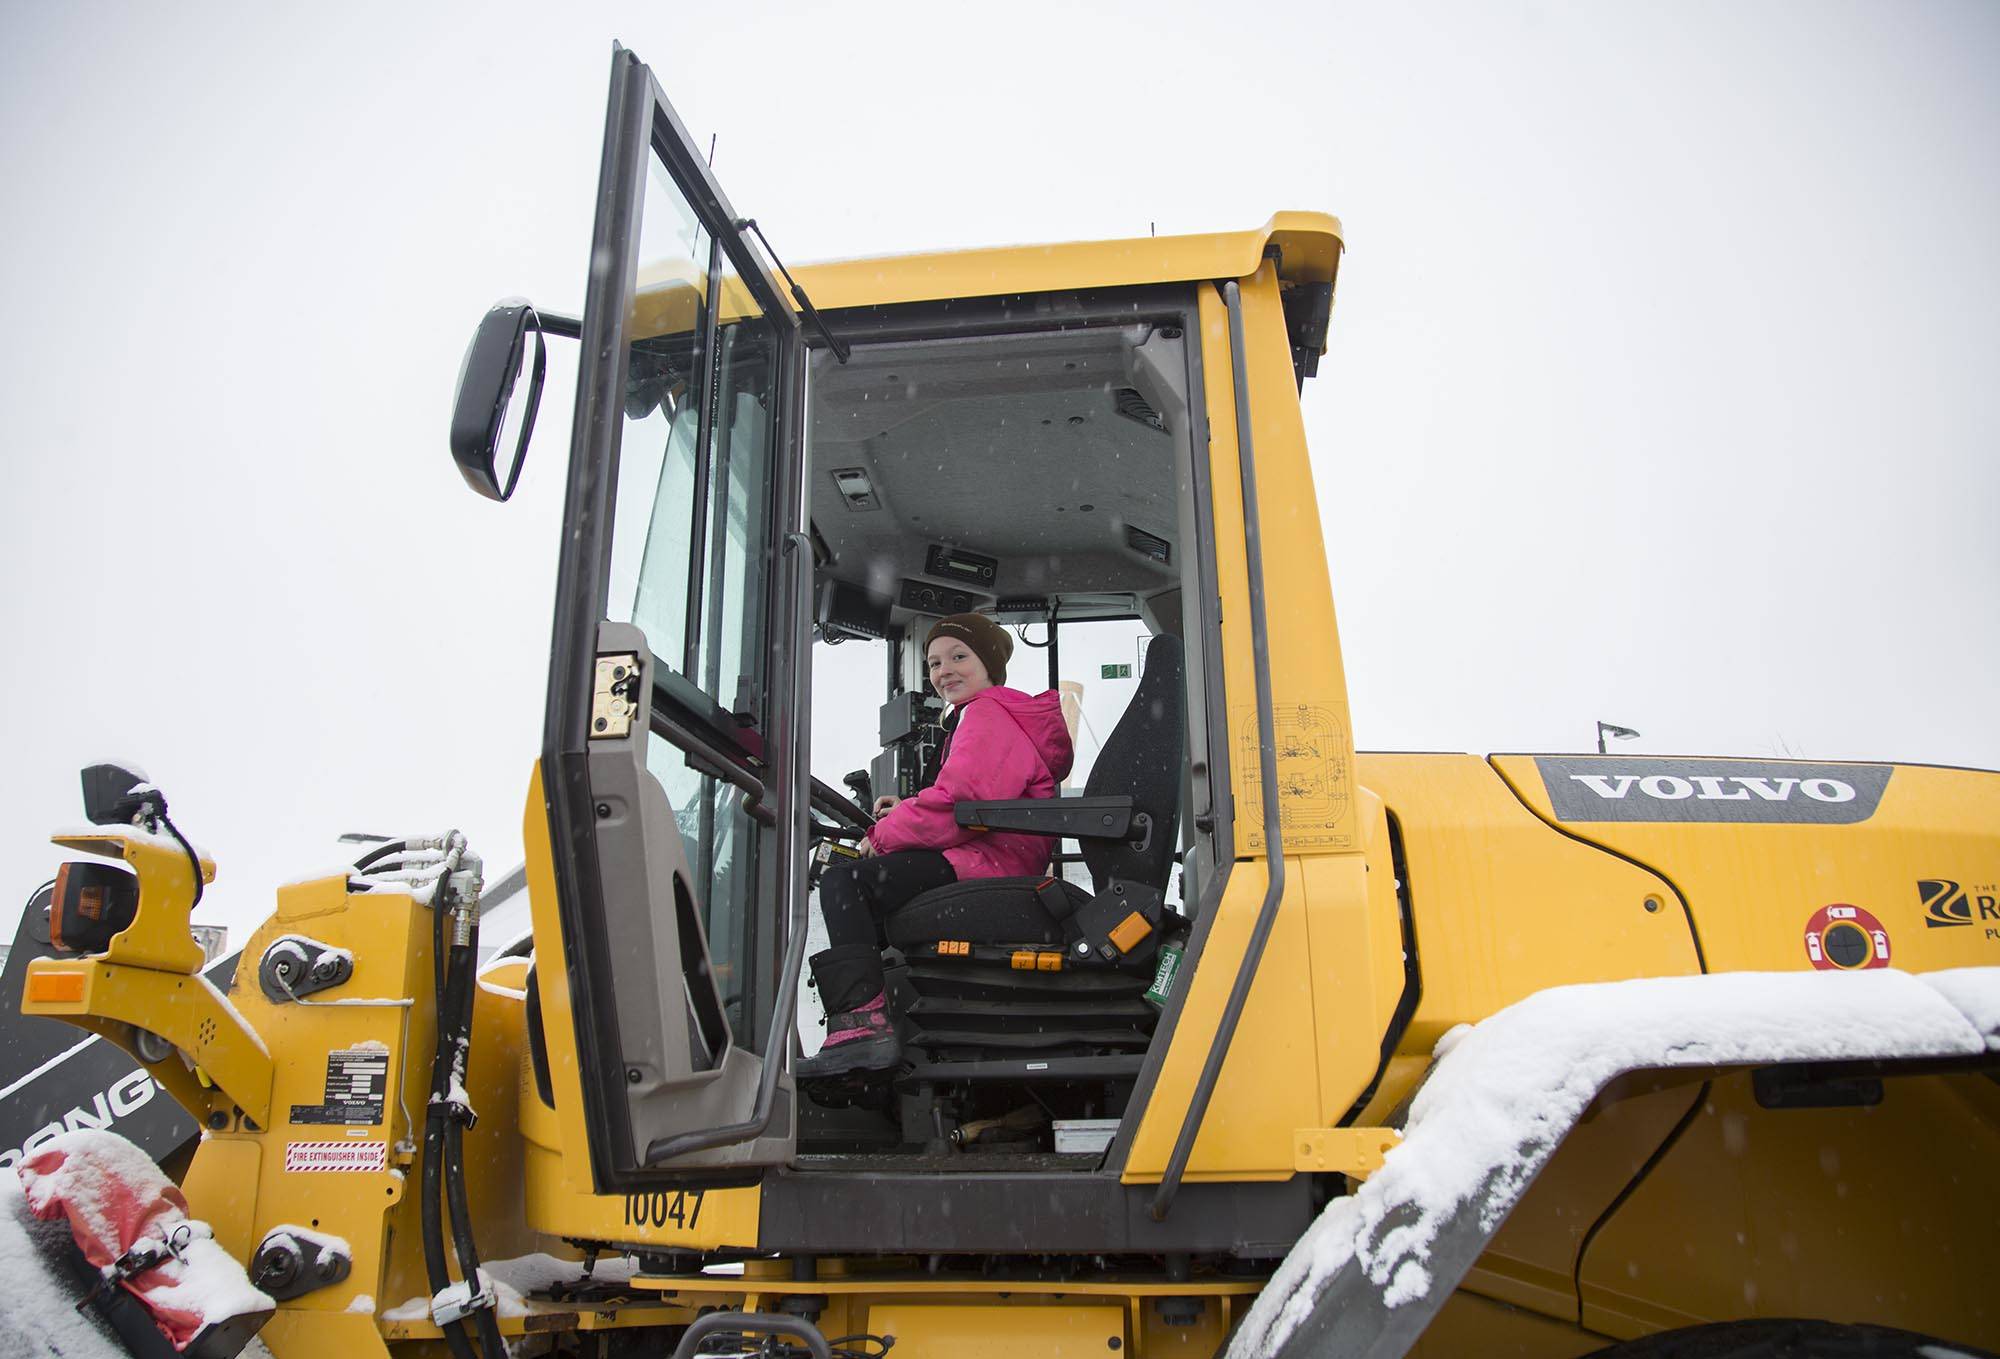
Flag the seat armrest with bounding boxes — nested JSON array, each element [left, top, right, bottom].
[[954, 795, 1134, 838]]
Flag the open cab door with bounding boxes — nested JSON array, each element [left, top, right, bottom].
[[537, 46, 808, 1186]]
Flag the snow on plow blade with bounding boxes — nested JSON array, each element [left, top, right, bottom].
[[1231, 968, 2000, 1359]]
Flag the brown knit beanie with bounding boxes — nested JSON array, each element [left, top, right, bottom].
[[924, 613, 1013, 687]]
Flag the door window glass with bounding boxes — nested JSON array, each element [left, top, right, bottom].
[[607, 147, 779, 724], [599, 143, 784, 1046]]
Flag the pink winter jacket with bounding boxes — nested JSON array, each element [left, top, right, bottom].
[[865, 685, 1075, 880]]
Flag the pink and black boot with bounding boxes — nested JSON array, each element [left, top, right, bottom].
[[800, 943, 903, 1076]]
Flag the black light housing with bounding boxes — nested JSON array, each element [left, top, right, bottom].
[[81, 762, 155, 826], [50, 860, 139, 952]]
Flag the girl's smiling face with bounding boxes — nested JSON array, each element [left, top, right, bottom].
[[926, 635, 993, 703]]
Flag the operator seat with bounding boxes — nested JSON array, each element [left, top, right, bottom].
[[878, 633, 1186, 1078]]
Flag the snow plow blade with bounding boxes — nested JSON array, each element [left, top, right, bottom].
[[1231, 968, 2000, 1359]]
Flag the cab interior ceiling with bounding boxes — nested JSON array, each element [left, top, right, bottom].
[[807, 324, 1187, 629]]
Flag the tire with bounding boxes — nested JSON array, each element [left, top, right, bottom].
[[1582, 1320, 1999, 1359]]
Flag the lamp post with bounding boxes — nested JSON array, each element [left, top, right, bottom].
[[1596, 721, 1641, 755]]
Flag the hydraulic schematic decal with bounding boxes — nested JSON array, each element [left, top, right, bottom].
[[1236, 703, 1353, 850]]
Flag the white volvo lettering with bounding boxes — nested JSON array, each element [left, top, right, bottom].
[[1639, 775, 1694, 799], [1688, 776, 1752, 801], [1569, 775, 1638, 798], [1736, 777, 1799, 801], [1800, 778, 1856, 803]]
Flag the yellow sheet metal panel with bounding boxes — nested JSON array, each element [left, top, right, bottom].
[[1124, 265, 1374, 1181], [1207, 266, 1361, 856], [522, 1140, 762, 1250], [1466, 1078, 1707, 1323], [1410, 1289, 1604, 1358], [215, 882, 435, 1322], [1491, 755, 2000, 975], [1293, 1126, 1402, 1177], [1578, 1070, 2000, 1347], [1349, 754, 1703, 1123], [257, 1311, 392, 1359], [48, 827, 210, 974], [178, 1136, 262, 1261], [1299, 842, 1405, 1124], [21, 956, 274, 1128], [785, 212, 1342, 313], [1122, 858, 1323, 1181], [522, 762, 604, 1196], [518, 763, 763, 1249], [863, 1302, 1126, 1358]]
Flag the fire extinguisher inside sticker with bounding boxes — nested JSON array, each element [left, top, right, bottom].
[[288, 1047, 389, 1126], [285, 1140, 387, 1173]]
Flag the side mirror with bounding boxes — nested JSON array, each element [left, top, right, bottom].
[[449, 300, 546, 502]]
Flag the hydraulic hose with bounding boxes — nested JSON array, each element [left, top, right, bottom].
[[420, 889, 478, 1359], [352, 837, 412, 875], [440, 918, 504, 1359]]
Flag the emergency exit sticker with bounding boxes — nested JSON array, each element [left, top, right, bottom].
[[1803, 903, 1891, 971], [285, 1140, 387, 1173]]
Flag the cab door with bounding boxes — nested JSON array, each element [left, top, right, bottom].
[[540, 47, 808, 1187]]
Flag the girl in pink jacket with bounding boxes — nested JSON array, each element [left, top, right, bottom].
[[803, 613, 1074, 1075]]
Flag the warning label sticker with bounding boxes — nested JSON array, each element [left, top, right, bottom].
[[289, 1047, 389, 1127], [285, 1140, 387, 1173]]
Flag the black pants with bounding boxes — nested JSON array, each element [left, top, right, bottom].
[[819, 850, 958, 954]]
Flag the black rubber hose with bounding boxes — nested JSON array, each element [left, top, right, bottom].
[[445, 1118, 505, 1357], [352, 838, 411, 874], [158, 813, 205, 911], [440, 931, 505, 1358], [420, 888, 478, 1359]]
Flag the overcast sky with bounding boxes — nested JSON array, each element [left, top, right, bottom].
[[3, 1, 1995, 944]]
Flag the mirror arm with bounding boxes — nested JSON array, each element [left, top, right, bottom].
[[533, 311, 582, 339]]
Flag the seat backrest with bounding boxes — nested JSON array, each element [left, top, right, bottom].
[[1080, 634, 1184, 892]]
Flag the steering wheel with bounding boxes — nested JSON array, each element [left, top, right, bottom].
[[809, 776, 874, 841]]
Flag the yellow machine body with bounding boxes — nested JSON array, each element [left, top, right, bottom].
[[19, 54, 1998, 1359]]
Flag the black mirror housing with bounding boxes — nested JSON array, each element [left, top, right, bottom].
[[450, 300, 546, 502]]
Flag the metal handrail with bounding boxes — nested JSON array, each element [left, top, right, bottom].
[[670, 1312, 832, 1359], [1149, 278, 1287, 1220]]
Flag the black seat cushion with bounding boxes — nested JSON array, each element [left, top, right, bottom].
[[882, 876, 1086, 948]]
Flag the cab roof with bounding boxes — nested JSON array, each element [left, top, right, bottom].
[[784, 211, 1343, 313]]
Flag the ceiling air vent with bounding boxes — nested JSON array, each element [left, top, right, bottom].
[[1125, 525, 1172, 564], [1113, 387, 1166, 433]]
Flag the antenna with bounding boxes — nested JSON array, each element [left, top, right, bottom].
[[1595, 721, 1641, 754], [707, 133, 717, 167]]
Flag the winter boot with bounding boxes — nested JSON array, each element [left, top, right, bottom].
[[799, 943, 902, 1076]]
